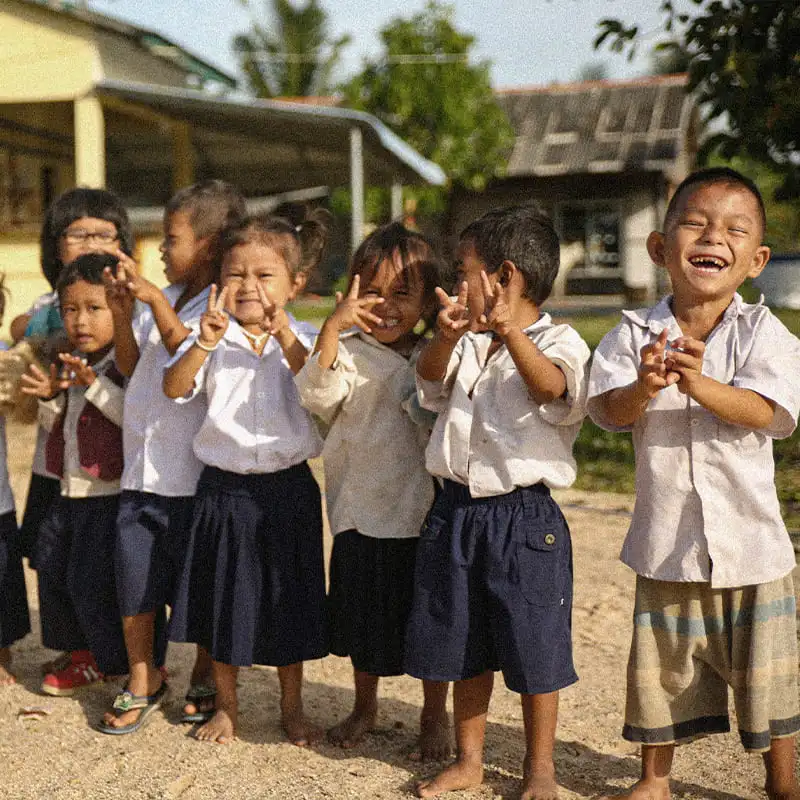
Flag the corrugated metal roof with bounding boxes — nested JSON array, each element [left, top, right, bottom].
[[497, 74, 694, 177]]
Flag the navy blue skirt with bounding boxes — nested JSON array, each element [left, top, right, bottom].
[[18, 473, 60, 567], [36, 495, 128, 675], [169, 464, 328, 668], [404, 480, 577, 695], [328, 529, 419, 676], [0, 511, 31, 648]]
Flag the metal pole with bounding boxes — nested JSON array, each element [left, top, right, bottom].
[[350, 126, 364, 254], [390, 181, 403, 222]]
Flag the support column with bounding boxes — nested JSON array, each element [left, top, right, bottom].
[[172, 121, 195, 192], [350, 126, 364, 254], [390, 181, 403, 222], [74, 94, 106, 188]]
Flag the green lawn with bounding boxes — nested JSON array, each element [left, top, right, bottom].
[[291, 296, 800, 531]]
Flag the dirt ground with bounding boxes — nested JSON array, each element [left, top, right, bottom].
[[0, 420, 791, 799]]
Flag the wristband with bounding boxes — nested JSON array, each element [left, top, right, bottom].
[[195, 339, 218, 352]]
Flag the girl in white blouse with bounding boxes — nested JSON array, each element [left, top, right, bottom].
[[164, 209, 329, 746], [296, 223, 451, 759]]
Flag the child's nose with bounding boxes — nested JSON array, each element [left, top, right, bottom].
[[699, 221, 725, 244]]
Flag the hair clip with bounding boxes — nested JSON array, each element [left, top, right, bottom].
[[295, 225, 302, 233]]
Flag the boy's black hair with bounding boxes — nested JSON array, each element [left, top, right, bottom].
[[349, 222, 443, 329], [221, 205, 331, 277], [664, 166, 767, 238], [460, 204, 560, 306], [40, 188, 134, 289], [56, 252, 118, 300], [166, 179, 247, 241]]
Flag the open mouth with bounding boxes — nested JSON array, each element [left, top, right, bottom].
[[688, 255, 728, 272]]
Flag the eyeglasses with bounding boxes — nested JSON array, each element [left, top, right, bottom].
[[62, 229, 119, 244]]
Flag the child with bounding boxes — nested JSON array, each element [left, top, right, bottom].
[[587, 167, 800, 800], [404, 205, 590, 799], [98, 180, 246, 735], [295, 223, 451, 759], [0, 273, 32, 685], [21, 253, 130, 697], [14, 188, 133, 688], [163, 210, 330, 745]]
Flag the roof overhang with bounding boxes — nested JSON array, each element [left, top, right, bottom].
[[96, 79, 446, 193]]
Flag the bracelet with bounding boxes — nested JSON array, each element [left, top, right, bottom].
[[195, 339, 218, 352]]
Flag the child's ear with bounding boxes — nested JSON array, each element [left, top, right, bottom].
[[499, 260, 515, 288], [646, 231, 666, 267], [290, 271, 308, 299], [747, 244, 771, 280]]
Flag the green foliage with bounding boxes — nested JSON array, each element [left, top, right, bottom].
[[340, 1, 515, 192], [233, 0, 351, 98], [596, 2, 800, 200]]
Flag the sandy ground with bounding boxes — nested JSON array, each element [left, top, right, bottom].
[[0, 420, 790, 799]]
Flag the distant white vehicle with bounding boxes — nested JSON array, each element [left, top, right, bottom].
[[753, 254, 800, 309]]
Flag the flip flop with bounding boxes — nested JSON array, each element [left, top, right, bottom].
[[97, 682, 168, 735], [182, 683, 216, 724]]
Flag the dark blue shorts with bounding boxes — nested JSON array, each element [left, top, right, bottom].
[[169, 464, 328, 668], [0, 511, 31, 649], [404, 480, 577, 695], [328, 529, 419, 677], [18, 473, 60, 567], [115, 491, 194, 616]]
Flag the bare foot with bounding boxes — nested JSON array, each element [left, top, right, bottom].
[[599, 779, 671, 800], [195, 709, 236, 744], [0, 649, 16, 686], [282, 707, 322, 747], [765, 784, 800, 800], [328, 707, 377, 748], [520, 767, 559, 800], [409, 716, 452, 762], [416, 758, 483, 798]]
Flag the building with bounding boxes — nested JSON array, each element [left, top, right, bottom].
[[0, 0, 444, 333], [447, 74, 698, 303]]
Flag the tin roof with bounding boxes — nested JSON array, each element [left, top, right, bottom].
[[496, 74, 694, 177]]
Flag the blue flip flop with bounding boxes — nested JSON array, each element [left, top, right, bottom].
[[97, 682, 168, 735]]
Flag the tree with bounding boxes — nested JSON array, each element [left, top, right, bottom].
[[596, 2, 800, 199], [233, 0, 351, 98], [340, 1, 514, 192]]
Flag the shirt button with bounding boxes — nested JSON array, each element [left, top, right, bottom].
[[690, 419, 699, 427]]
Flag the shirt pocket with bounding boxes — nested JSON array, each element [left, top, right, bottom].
[[495, 366, 536, 428], [513, 519, 568, 606]]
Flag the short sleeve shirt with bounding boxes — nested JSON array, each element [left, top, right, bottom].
[[587, 294, 800, 587]]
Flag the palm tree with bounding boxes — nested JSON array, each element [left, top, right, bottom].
[[233, 0, 351, 98]]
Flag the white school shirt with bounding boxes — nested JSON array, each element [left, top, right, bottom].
[[37, 350, 124, 499], [418, 315, 590, 498], [587, 294, 800, 588], [121, 285, 209, 497], [168, 316, 322, 474], [295, 331, 435, 540]]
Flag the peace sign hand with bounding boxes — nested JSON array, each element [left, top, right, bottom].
[[435, 281, 470, 343], [198, 284, 229, 348], [256, 283, 291, 337], [478, 270, 515, 338], [326, 274, 385, 335]]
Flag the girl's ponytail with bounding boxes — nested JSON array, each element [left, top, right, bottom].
[[273, 203, 332, 276]]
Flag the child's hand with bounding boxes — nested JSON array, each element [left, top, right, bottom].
[[256, 283, 292, 337], [57, 353, 97, 387], [20, 363, 69, 399], [637, 330, 680, 398], [198, 284, 229, 348], [434, 281, 470, 343], [325, 274, 384, 335], [479, 270, 515, 338], [663, 336, 705, 395], [103, 253, 159, 309]]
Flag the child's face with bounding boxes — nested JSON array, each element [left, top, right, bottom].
[[649, 182, 770, 305], [453, 240, 493, 331], [58, 217, 120, 266], [359, 254, 428, 349], [160, 211, 207, 284], [221, 242, 305, 328], [60, 280, 115, 356]]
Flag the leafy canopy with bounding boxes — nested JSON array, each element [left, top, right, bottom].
[[340, 1, 514, 191], [233, 0, 351, 98], [596, 1, 800, 200]]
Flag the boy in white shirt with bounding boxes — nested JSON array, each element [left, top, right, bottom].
[[588, 167, 800, 800], [405, 205, 590, 799]]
